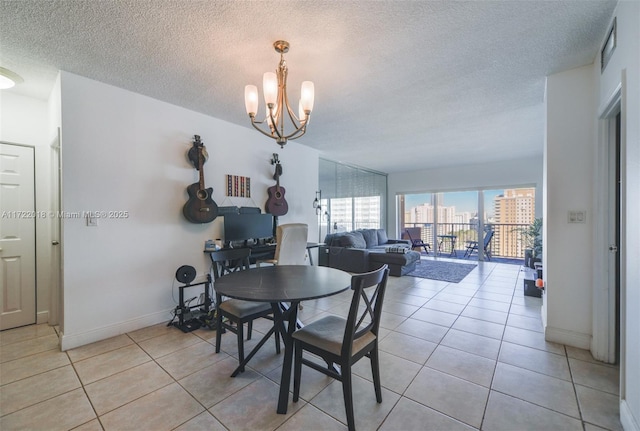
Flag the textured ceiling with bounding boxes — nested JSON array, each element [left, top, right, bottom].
[[0, 0, 616, 173]]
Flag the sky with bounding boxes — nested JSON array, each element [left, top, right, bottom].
[[404, 190, 505, 217]]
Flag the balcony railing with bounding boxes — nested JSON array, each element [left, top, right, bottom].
[[403, 222, 531, 259]]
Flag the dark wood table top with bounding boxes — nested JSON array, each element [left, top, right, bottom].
[[214, 265, 352, 303]]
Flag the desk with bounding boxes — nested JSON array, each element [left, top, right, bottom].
[[305, 242, 323, 265], [437, 234, 457, 257], [214, 265, 351, 414], [205, 243, 324, 266]]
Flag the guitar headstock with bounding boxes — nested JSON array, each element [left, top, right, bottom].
[[188, 134, 207, 169], [271, 153, 283, 179]]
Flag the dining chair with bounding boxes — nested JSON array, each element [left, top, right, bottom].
[[291, 265, 390, 431], [212, 247, 280, 372]]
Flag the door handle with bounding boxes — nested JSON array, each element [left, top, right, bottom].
[[608, 244, 618, 252], [52, 241, 60, 245]]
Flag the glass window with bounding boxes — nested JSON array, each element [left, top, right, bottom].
[[319, 159, 386, 235]]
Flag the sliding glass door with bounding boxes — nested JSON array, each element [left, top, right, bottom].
[[399, 187, 535, 261]]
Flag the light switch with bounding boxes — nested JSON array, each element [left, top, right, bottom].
[[86, 214, 98, 227], [568, 210, 586, 224]]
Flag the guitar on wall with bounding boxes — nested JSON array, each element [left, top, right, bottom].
[[183, 135, 219, 223], [265, 153, 289, 216]]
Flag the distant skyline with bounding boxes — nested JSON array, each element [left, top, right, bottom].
[[404, 190, 505, 218]]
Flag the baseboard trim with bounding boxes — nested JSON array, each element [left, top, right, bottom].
[[60, 309, 172, 351], [621, 400, 640, 431], [544, 325, 591, 349]]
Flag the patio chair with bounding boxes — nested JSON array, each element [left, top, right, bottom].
[[464, 230, 494, 260], [404, 228, 431, 255]]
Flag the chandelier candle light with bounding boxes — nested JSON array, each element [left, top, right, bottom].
[[244, 40, 314, 148]]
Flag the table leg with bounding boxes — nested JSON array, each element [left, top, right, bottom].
[[275, 300, 300, 414]]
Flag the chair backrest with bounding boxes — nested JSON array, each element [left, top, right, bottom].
[[342, 265, 389, 357], [274, 223, 308, 265], [404, 227, 420, 243], [483, 230, 495, 250], [209, 247, 251, 280]]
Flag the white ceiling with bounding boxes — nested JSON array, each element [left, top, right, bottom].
[[0, 0, 616, 173]]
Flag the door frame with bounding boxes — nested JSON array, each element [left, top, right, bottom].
[[592, 81, 624, 364], [49, 129, 63, 328]]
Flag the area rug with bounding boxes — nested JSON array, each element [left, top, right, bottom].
[[407, 260, 477, 283]]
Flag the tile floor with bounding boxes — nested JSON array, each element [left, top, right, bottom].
[[0, 259, 622, 431]]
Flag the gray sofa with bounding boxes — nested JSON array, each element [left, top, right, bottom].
[[320, 229, 420, 276]]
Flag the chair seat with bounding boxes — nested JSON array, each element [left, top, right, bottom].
[[292, 315, 376, 356], [219, 299, 271, 318]]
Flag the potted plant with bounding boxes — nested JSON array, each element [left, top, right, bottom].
[[517, 218, 542, 268]]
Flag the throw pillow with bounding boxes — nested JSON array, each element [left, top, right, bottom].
[[376, 229, 389, 244], [385, 246, 408, 254], [341, 231, 367, 248], [324, 233, 338, 247], [358, 229, 379, 248]]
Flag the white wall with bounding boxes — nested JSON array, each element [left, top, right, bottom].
[[387, 157, 543, 237], [597, 2, 640, 430], [545, 2, 640, 429], [59, 72, 319, 350], [544, 65, 595, 349], [0, 91, 56, 324]]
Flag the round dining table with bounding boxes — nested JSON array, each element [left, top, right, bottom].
[[214, 264, 352, 414]]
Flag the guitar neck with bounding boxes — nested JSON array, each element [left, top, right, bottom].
[[274, 163, 282, 190], [198, 150, 205, 190]]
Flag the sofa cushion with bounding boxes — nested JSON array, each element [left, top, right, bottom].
[[341, 231, 367, 248], [358, 229, 379, 248], [376, 229, 389, 244], [324, 233, 339, 247], [369, 250, 420, 265]]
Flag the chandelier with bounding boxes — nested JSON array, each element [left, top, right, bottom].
[[244, 40, 314, 148]]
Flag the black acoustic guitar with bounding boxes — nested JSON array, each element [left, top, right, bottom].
[[265, 153, 289, 216], [183, 135, 219, 223]]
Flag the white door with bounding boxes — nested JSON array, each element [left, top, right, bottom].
[[0, 143, 36, 330]]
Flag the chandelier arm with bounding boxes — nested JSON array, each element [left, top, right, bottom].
[[284, 99, 302, 128], [267, 108, 284, 139], [250, 119, 281, 140], [280, 78, 301, 125], [286, 127, 307, 141], [282, 126, 307, 141]]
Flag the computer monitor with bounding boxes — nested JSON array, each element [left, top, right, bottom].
[[223, 213, 274, 243]]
